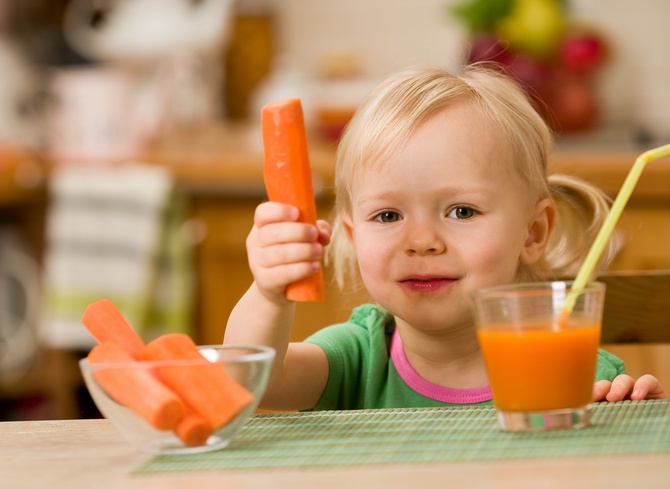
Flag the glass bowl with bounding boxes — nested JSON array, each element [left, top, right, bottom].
[[79, 344, 275, 454]]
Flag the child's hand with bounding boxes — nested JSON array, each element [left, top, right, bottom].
[[246, 201, 331, 303], [593, 374, 667, 402]]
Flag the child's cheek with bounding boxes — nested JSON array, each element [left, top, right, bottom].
[[354, 240, 390, 295]]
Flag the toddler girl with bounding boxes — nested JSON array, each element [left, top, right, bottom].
[[225, 66, 666, 410]]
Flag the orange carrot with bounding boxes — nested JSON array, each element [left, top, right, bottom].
[[142, 333, 254, 430], [174, 412, 213, 447], [81, 299, 144, 359], [87, 342, 186, 431], [261, 98, 325, 302]]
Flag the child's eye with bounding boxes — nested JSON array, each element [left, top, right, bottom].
[[448, 206, 477, 220], [374, 211, 401, 223]]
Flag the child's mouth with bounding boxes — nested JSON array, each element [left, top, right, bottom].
[[399, 277, 454, 293]]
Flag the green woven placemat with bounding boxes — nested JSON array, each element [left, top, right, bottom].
[[137, 400, 670, 473]]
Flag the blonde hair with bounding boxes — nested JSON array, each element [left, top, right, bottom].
[[327, 65, 615, 288]]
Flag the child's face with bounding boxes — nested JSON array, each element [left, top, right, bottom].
[[343, 103, 551, 332]]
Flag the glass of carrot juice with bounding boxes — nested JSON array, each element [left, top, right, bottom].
[[472, 281, 605, 432]]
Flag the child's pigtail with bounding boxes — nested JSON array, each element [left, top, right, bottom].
[[540, 174, 619, 280]]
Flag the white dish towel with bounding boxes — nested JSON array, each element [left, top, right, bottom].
[[41, 163, 194, 349]]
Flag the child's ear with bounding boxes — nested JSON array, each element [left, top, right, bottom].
[[520, 198, 555, 265], [342, 214, 355, 243]]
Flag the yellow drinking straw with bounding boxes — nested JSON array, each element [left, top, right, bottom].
[[562, 143, 670, 317]]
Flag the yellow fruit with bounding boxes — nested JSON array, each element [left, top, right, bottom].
[[495, 0, 566, 60]]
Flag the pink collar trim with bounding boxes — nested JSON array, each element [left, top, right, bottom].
[[390, 328, 492, 404]]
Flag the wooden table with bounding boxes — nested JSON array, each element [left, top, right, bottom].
[[1, 414, 669, 489]]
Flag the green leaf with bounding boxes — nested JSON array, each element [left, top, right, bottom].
[[450, 0, 515, 33]]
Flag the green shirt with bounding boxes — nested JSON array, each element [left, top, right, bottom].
[[305, 304, 626, 411]]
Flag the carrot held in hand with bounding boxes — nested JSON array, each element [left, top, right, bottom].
[[87, 342, 186, 431], [142, 333, 254, 430], [261, 98, 325, 302], [82, 299, 144, 359]]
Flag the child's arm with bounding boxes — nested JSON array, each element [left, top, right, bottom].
[[224, 201, 331, 411], [593, 374, 667, 402]]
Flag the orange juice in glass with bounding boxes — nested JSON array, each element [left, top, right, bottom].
[[472, 281, 605, 432]]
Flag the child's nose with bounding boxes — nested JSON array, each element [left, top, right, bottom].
[[404, 221, 446, 255]]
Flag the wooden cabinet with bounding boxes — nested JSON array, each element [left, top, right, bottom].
[[608, 206, 670, 270], [548, 151, 670, 271]]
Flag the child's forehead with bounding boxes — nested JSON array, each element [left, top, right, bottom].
[[360, 106, 511, 171], [383, 103, 501, 151], [351, 151, 519, 197]]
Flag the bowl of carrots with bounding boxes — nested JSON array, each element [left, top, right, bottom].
[[78, 299, 275, 454], [80, 341, 275, 454]]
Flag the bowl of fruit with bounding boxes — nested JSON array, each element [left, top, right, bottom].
[[452, 0, 609, 133]]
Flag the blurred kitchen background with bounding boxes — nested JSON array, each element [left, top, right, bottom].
[[1, 0, 670, 421]]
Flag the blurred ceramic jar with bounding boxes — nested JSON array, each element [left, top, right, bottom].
[[0, 39, 44, 148], [45, 66, 152, 163]]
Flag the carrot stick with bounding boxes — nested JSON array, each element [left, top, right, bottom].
[[142, 333, 254, 430], [81, 299, 144, 359], [261, 98, 325, 302], [87, 342, 186, 431], [174, 412, 213, 447]]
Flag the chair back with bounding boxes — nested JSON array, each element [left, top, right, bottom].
[[597, 270, 670, 344]]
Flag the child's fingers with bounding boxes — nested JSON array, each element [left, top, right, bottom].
[[253, 201, 300, 227], [256, 241, 324, 269], [254, 260, 322, 301], [254, 221, 319, 249], [605, 374, 636, 402], [594, 374, 667, 402], [266, 261, 321, 285], [316, 219, 332, 246], [630, 374, 667, 400], [247, 201, 327, 301], [252, 203, 328, 250], [592, 379, 612, 401], [248, 237, 323, 299]]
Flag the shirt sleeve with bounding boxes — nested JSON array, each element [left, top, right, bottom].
[[595, 348, 626, 381], [304, 305, 391, 410]]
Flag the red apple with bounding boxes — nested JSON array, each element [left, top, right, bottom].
[[558, 31, 607, 74], [541, 71, 599, 132]]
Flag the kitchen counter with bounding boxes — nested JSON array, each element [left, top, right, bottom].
[[147, 123, 670, 200], [4, 123, 669, 201]]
